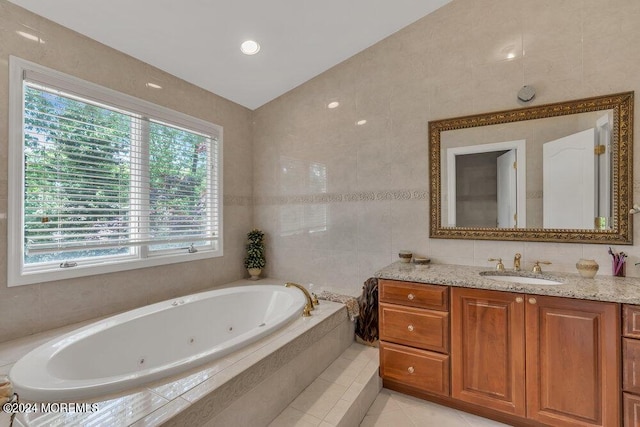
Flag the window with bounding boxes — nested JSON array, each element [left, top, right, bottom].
[[8, 57, 223, 286]]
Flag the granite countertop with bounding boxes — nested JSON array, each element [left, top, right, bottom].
[[375, 261, 640, 305]]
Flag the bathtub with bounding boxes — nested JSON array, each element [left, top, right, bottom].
[[10, 284, 306, 402]]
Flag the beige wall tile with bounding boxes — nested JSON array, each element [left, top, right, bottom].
[[523, 241, 584, 273], [474, 241, 526, 270], [4, 0, 640, 342], [390, 201, 430, 257], [0, 0, 252, 342], [0, 284, 40, 340], [253, 0, 640, 287]]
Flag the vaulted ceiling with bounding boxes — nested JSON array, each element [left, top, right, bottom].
[[8, 0, 451, 109]]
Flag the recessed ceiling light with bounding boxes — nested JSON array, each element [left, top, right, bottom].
[[327, 101, 340, 109], [507, 52, 515, 59], [241, 40, 261, 55], [356, 119, 367, 125], [145, 82, 162, 89]]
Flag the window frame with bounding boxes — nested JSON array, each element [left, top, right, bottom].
[[8, 56, 224, 287]]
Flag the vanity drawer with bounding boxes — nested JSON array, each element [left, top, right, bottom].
[[379, 279, 448, 311], [380, 341, 450, 396], [623, 338, 640, 393], [624, 393, 640, 427], [623, 305, 640, 339], [379, 303, 449, 353]]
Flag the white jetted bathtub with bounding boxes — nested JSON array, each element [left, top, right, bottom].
[[10, 284, 306, 402]]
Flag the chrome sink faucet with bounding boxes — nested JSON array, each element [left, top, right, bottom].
[[513, 253, 522, 271]]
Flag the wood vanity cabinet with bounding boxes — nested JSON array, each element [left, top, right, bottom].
[[378, 279, 450, 397], [451, 288, 620, 427], [379, 280, 621, 426]]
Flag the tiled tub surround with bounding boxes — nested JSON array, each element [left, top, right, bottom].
[[0, 281, 354, 426], [0, 0, 253, 343], [2, 0, 640, 346], [376, 261, 640, 304], [10, 284, 307, 402]]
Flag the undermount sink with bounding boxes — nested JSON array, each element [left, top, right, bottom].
[[480, 273, 563, 285]]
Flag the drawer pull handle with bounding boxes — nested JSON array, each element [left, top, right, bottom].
[[529, 297, 537, 305], [407, 324, 414, 332], [515, 297, 523, 303], [407, 293, 415, 301], [407, 366, 415, 374]]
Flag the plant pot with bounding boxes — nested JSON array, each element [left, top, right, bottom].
[[248, 268, 262, 280]]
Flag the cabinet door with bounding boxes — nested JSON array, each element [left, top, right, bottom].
[[451, 288, 526, 417], [525, 295, 620, 427]]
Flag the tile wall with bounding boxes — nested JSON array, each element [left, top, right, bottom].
[[253, 0, 640, 294], [3, 0, 640, 343], [0, 0, 253, 342]]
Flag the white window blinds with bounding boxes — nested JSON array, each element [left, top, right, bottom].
[[23, 81, 219, 261], [8, 57, 223, 288]]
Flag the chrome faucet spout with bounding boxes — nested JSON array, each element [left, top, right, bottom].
[[285, 282, 314, 317]]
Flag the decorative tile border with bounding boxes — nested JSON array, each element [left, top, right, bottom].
[[238, 188, 582, 205], [254, 189, 429, 206], [526, 191, 543, 199], [444, 191, 543, 202], [223, 195, 253, 206]]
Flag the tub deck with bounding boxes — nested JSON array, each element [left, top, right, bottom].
[[0, 280, 351, 426]]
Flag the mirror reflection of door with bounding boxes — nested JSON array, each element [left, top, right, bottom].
[[454, 151, 506, 227], [543, 128, 596, 229], [497, 150, 517, 228], [446, 140, 526, 228], [595, 114, 612, 228]]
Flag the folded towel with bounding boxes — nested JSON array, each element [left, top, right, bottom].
[[317, 291, 359, 320], [355, 278, 378, 345]]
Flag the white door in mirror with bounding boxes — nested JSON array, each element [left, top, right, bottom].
[[543, 128, 596, 229]]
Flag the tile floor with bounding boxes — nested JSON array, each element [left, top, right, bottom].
[[269, 343, 380, 427], [361, 389, 509, 427]]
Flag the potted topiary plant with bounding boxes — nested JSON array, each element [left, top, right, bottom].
[[244, 229, 265, 280]]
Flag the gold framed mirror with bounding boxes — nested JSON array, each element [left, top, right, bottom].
[[429, 92, 634, 244]]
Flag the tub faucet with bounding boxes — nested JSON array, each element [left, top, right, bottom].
[[285, 282, 315, 317], [514, 253, 522, 271]]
